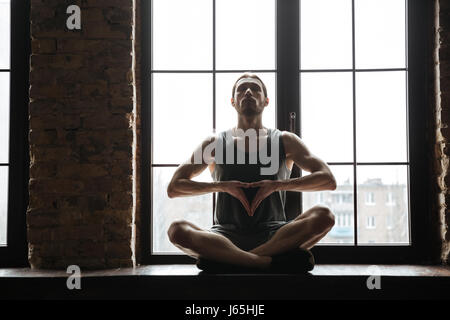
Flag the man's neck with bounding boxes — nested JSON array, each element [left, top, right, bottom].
[[236, 115, 265, 132]]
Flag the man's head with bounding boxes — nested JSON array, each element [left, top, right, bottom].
[[231, 73, 269, 117]]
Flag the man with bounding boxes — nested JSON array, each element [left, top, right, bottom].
[[166, 73, 336, 273]]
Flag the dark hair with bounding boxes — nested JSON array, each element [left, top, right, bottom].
[[231, 73, 268, 99]]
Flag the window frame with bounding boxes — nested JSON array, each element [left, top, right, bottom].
[[0, 0, 30, 268], [140, 0, 435, 264]]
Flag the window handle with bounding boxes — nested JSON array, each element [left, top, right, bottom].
[[289, 112, 296, 133]]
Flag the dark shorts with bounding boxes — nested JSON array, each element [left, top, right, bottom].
[[208, 221, 290, 252]]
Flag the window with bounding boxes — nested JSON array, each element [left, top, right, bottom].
[[365, 192, 375, 205], [141, 0, 434, 263], [386, 192, 396, 206], [366, 216, 376, 229], [317, 193, 324, 204], [0, 0, 11, 247], [0, 0, 30, 267]]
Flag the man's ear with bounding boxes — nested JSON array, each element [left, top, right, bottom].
[[265, 97, 269, 106], [231, 98, 235, 106]]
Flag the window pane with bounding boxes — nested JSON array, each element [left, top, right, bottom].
[[357, 165, 409, 244], [356, 71, 407, 162], [152, 0, 212, 70], [153, 73, 213, 164], [0, 0, 10, 69], [355, 0, 406, 69], [301, 0, 352, 70], [0, 72, 9, 163], [303, 165, 354, 244], [216, 0, 275, 70], [301, 72, 353, 162], [215, 73, 276, 133], [152, 167, 213, 253], [0, 167, 8, 246]]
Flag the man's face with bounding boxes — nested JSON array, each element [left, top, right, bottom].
[[232, 78, 269, 117]]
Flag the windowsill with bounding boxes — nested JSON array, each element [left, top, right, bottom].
[[1, 265, 449, 299], [1, 264, 449, 278]]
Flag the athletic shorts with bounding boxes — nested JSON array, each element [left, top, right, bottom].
[[208, 221, 290, 252]]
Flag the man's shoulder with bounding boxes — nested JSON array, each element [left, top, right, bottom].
[[279, 130, 295, 142], [279, 130, 303, 141], [279, 131, 309, 154]]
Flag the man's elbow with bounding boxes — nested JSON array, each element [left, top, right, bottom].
[[167, 183, 178, 199], [328, 174, 337, 191]]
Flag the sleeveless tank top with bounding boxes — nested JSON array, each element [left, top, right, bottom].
[[211, 128, 292, 232]]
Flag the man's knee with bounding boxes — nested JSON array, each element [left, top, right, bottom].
[[167, 220, 193, 248], [311, 205, 335, 232]]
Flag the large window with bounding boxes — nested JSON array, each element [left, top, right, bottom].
[[0, 0, 11, 247], [0, 0, 29, 267], [141, 0, 433, 263]]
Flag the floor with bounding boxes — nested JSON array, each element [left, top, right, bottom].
[[1, 264, 449, 300]]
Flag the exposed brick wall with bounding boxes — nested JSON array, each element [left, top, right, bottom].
[[436, 0, 450, 264], [28, 0, 136, 269]]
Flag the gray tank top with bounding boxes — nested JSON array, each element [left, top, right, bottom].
[[211, 128, 292, 231]]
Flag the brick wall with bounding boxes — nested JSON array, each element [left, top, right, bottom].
[[435, 0, 450, 264], [28, 0, 137, 268]]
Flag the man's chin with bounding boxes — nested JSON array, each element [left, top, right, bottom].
[[240, 109, 260, 117]]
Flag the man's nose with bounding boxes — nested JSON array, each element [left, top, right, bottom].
[[245, 88, 253, 96]]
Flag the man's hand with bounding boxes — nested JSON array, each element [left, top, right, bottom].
[[217, 181, 252, 216], [248, 180, 280, 216]]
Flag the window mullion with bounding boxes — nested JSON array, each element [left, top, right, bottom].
[[352, 0, 358, 247], [277, 0, 301, 221], [212, 0, 216, 227]]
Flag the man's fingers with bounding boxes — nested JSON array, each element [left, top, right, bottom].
[[238, 182, 251, 188], [229, 180, 251, 187], [235, 189, 252, 215], [250, 186, 273, 214], [250, 190, 263, 214], [251, 198, 261, 214], [249, 181, 267, 187]]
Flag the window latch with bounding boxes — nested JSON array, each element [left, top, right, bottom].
[[289, 112, 296, 133]]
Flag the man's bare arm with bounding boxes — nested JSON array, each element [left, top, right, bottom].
[[167, 135, 253, 214], [276, 131, 337, 192], [167, 135, 219, 198]]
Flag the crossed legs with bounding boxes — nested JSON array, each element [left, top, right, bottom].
[[167, 205, 335, 269]]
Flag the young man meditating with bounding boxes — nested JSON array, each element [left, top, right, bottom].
[[166, 73, 336, 273]]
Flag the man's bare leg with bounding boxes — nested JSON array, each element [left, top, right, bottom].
[[167, 220, 272, 269], [249, 205, 335, 257]]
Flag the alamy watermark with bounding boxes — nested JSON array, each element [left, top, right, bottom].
[[66, 265, 81, 290], [66, 5, 81, 30], [365, 265, 381, 290], [192, 128, 279, 176]]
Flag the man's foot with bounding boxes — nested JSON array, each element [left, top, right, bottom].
[[270, 248, 315, 274], [196, 257, 263, 274]]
